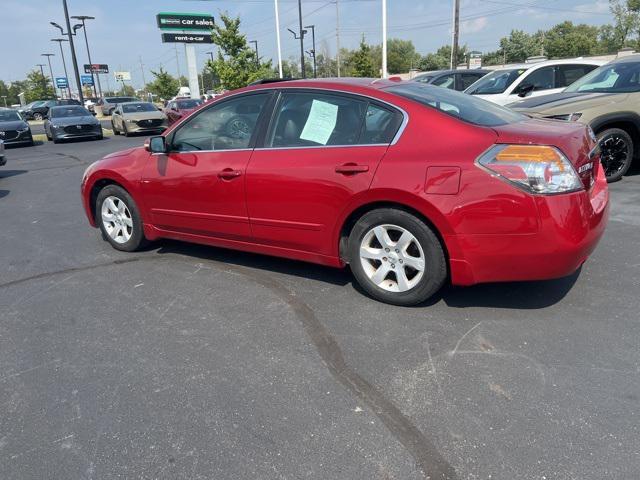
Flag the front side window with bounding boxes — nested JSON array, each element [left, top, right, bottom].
[[267, 92, 368, 147], [465, 68, 527, 95], [171, 93, 269, 152], [522, 66, 555, 91], [432, 74, 455, 89]]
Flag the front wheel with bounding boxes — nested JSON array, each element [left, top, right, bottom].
[[96, 185, 147, 252], [347, 208, 447, 306], [33, 112, 43, 121], [112, 121, 120, 135], [598, 128, 634, 182]]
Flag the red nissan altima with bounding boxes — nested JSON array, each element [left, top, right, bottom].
[[81, 79, 609, 305]]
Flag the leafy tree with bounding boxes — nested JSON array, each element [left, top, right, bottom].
[[209, 13, 274, 90], [543, 22, 600, 58], [420, 45, 468, 71], [609, 0, 639, 49], [386, 39, 421, 74], [24, 70, 53, 102], [350, 37, 377, 77], [147, 67, 180, 100]]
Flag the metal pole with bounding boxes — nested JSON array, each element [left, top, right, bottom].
[[52, 39, 71, 99], [297, 0, 306, 78], [336, 0, 341, 77], [72, 16, 99, 98], [139, 56, 147, 96], [250, 40, 259, 67], [274, 0, 283, 78], [305, 25, 316, 77], [42, 54, 56, 98], [175, 44, 182, 84], [382, 0, 387, 78], [62, 0, 83, 103], [36, 64, 48, 96], [450, 0, 460, 69]]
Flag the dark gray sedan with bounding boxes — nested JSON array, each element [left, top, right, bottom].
[[0, 108, 33, 146], [44, 106, 103, 143]]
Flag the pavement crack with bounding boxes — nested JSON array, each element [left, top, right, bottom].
[[222, 264, 459, 480]]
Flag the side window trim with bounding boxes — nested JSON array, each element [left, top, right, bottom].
[[257, 88, 405, 150], [166, 91, 275, 152]]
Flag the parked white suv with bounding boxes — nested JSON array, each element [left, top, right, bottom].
[[464, 59, 605, 105]]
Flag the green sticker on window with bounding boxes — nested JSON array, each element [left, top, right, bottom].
[[300, 100, 338, 145]]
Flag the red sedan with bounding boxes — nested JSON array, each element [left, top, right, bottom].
[[164, 98, 203, 125], [81, 79, 609, 305]]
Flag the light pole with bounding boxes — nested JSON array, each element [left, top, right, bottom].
[[36, 64, 48, 96], [274, 0, 283, 78], [382, 0, 388, 78], [50, 0, 84, 104], [250, 40, 259, 67], [71, 15, 101, 98], [41, 54, 57, 98], [205, 51, 215, 63], [51, 38, 71, 99], [297, 0, 305, 78], [304, 25, 316, 78], [287, 28, 307, 78]]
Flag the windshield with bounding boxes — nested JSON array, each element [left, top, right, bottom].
[[122, 103, 157, 113], [387, 82, 525, 127], [565, 61, 640, 93], [50, 106, 91, 118], [106, 97, 136, 104], [465, 68, 527, 95], [0, 110, 22, 121], [177, 99, 202, 109]]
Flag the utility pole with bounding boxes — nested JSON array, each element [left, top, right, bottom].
[[274, 0, 283, 78], [304, 25, 317, 78], [41, 53, 56, 98], [250, 40, 259, 67], [450, 0, 460, 69], [51, 38, 71, 99], [382, 0, 387, 78], [206, 51, 215, 63], [139, 56, 148, 99], [297, 0, 306, 78], [71, 15, 100, 98], [36, 64, 48, 96], [175, 44, 182, 85], [336, 0, 341, 77], [62, 0, 84, 104], [288, 27, 307, 78]]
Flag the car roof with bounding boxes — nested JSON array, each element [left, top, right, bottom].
[[489, 58, 605, 72], [416, 69, 489, 76], [610, 53, 640, 64]]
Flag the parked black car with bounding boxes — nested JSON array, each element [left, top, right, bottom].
[[0, 108, 33, 146], [44, 105, 103, 143], [96, 96, 138, 116], [0, 140, 5, 167], [22, 99, 81, 121], [412, 69, 490, 91]]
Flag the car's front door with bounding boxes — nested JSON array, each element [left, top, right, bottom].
[[141, 92, 272, 240], [246, 90, 403, 256]]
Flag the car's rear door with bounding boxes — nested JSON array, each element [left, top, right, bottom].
[[245, 89, 403, 257], [141, 91, 273, 240]]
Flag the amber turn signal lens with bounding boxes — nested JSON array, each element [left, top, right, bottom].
[[495, 145, 565, 171]]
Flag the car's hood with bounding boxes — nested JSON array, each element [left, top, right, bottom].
[[122, 111, 166, 121], [508, 92, 626, 113], [50, 116, 99, 126], [0, 120, 29, 130]]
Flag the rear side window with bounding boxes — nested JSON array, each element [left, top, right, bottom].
[[556, 64, 598, 88], [459, 73, 484, 90], [387, 82, 525, 127], [361, 104, 402, 144], [432, 74, 455, 89], [523, 66, 555, 91]]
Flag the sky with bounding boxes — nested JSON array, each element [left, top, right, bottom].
[[0, 0, 614, 88]]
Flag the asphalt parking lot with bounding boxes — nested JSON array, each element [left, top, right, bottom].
[[1, 137, 639, 479]]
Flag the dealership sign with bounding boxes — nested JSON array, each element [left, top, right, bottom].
[[81, 75, 94, 86], [161, 33, 213, 44], [157, 13, 214, 31], [114, 71, 131, 81], [55, 77, 68, 88], [84, 64, 109, 74]]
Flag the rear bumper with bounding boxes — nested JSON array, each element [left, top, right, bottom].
[[448, 166, 609, 285]]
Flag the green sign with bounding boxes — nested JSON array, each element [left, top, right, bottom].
[[157, 12, 214, 31]]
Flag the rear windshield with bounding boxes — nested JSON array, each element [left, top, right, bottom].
[[386, 82, 525, 127], [122, 103, 157, 113], [465, 68, 527, 94]]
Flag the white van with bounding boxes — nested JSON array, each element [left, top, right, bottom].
[[464, 59, 605, 105]]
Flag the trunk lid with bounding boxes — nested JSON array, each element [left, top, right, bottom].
[[492, 118, 597, 190]]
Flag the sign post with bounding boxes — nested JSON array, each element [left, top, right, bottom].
[[156, 12, 215, 100]]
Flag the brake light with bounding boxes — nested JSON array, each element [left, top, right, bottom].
[[477, 144, 583, 195]]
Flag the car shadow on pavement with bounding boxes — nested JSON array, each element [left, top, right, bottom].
[[0, 190, 9, 199], [153, 239, 580, 309], [0, 169, 28, 179]]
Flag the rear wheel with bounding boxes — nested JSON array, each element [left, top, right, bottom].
[[96, 185, 146, 252], [347, 208, 447, 306], [598, 128, 633, 182]]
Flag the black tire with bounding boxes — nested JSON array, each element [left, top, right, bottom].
[[597, 128, 633, 183], [123, 123, 129, 137], [52, 134, 60, 144], [347, 208, 447, 306], [95, 185, 147, 252], [112, 121, 120, 135], [33, 112, 43, 121]]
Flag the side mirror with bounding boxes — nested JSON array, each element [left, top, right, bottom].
[[515, 83, 535, 97], [92, 111, 97, 116], [146, 136, 167, 153]]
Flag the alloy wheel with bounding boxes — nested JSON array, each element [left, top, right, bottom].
[[359, 224, 425, 292], [101, 196, 133, 244], [600, 133, 630, 178]]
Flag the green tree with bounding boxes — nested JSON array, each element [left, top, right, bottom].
[[147, 67, 180, 100], [386, 39, 421, 74], [609, 0, 639, 49], [24, 70, 53, 102], [419, 45, 468, 71], [350, 37, 377, 77], [209, 13, 274, 90], [543, 21, 600, 58]]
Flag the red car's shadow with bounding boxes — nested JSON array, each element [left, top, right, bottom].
[[154, 240, 580, 310]]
